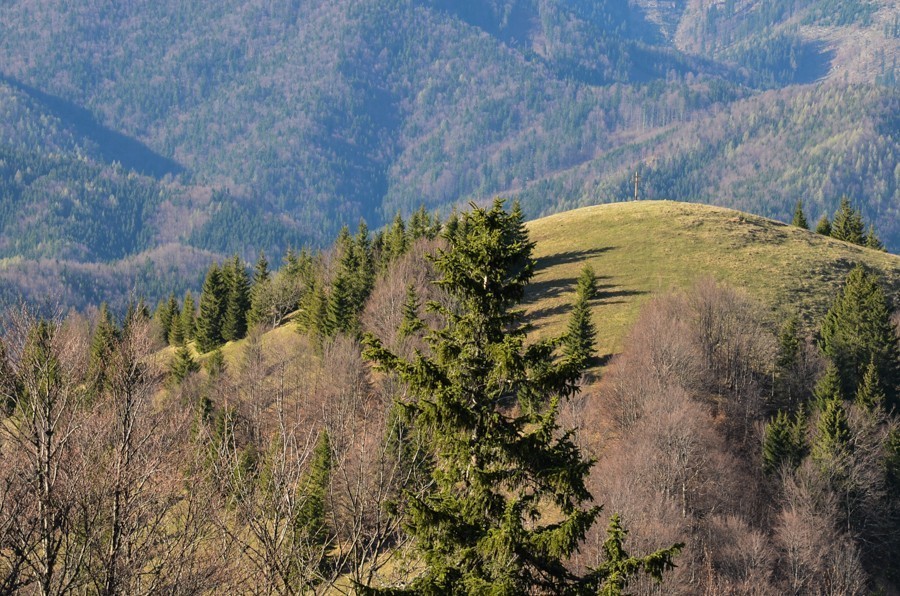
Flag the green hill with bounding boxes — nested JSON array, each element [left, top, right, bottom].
[[524, 201, 900, 355], [189, 201, 900, 370]]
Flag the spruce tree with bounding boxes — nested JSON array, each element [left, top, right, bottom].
[[774, 316, 804, 409], [296, 430, 332, 545], [820, 265, 900, 408], [363, 199, 680, 594], [87, 303, 118, 399], [397, 284, 425, 339], [762, 410, 803, 474], [154, 295, 176, 345], [815, 214, 832, 236], [864, 224, 885, 251], [247, 251, 271, 329], [812, 397, 852, 464], [813, 363, 844, 410], [563, 265, 598, 373], [195, 264, 227, 353], [222, 256, 251, 342], [170, 345, 200, 384], [180, 291, 196, 342], [325, 270, 355, 336], [791, 200, 808, 229], [855, 359, 886, 411], [830, 196, 865, 245]]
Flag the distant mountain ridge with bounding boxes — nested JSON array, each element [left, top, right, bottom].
[[0, 0, 896, 309]]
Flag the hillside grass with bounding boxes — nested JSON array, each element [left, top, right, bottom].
[[523, 200, 900, 358]]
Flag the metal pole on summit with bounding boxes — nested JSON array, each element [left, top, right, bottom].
[[633, 170, 641, 201]]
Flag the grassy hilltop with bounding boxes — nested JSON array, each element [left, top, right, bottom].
[[187, 201, 900, 371], [523, 201, 900, 356]]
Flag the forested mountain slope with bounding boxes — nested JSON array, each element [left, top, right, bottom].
[[0, 0, 897, 309]]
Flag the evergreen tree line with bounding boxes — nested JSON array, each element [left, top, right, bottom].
[[152, 205, 447, 355], [763, 263, 900, 577], [792, 196, 885, 250]]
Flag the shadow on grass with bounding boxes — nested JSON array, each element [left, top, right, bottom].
[[526, 285, 648, 326], [534, 246, 615, 270]]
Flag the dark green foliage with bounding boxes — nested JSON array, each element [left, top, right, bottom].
[[762, 410, 805, 474], [830, 196, 866, 245], [582, 514, 682, 596], [563, 265, 598, 372], [325, 270, 356, 336], [170, 346, 200, 384], [855, 359, 887, 411], [221, 256, 251, 342], [815, 215, 832, 236], [195, 265, 227, 353], [154, 294, 178, 345], [792, 200, 808, 229], [820, 266, 900, 408], [296, 431, 333, 544], [865, 224, 885, 251], [247, 251, 272, 329], [773, 315, 809, 410], [298, 281, 328, 339], [87, 303, 118, 398], [180, 291, 196, 342], [397, 284, 425, 339], [813, 363, 844, 410], [205, 348, 226, 379], [381, 214, 409, 266], [812, 397, 852, 463], [363, 199, 679, 594]]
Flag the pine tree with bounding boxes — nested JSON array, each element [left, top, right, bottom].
[[298, 280, 328, 338], [247, 251, 271, 329], [774, 316, 804, 409], [563, 265, 598, 373], [195, 264, 227, 353], [170, 345, 199, 384], [855, 359, 886, 411], [812, 397, 852, 464], [815, 214, 832, 236], [363, 199, 680, 594], [325, 270, 355, 336], [820, 265, 900, 408], [205, 348, 226, 379], [582, 514, 681, 595], [813, 363, 844, 410], [222, 256, 251, 342], [763, 410, 803, 474], [87, 303, 118, 398], [154, 294, 177, 344], [864, 224, 885, 251], [296, 430, 332, 544], [397, 284, 425, 339], [180, 291, 196, 342], [830, 196, 865, 245], [791, 200, 808, 229]]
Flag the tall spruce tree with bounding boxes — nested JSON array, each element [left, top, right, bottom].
[[820, 265, 900, 408], [247, 251, 272, 329], [195, 264, 227, 353], [812, 397, 852, 464], [397, 284, 425, 339], [813, 363, 844, 410], [170, 345, 200, 384], [830, 196, 865, 245], [363, 200, 680, 594], [87, 303, 118, 399], [865, 224, 885, 251], [815, 214, 832, 236], [222, 256, 251, 342], [791, 200, 808, 229], [180, 291, 196, 342], [762, 410, 805, 474], [563, 264, 598, 372], [855, 359, 887, 411]]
